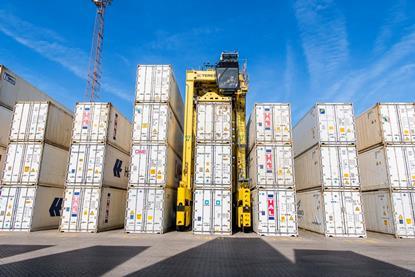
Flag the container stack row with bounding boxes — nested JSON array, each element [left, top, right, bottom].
[[357, 103, 415, 238], [0, 102, 73, 231], [294, 104, 366, 237], [59, 102, 131, 232], [125, 65, 184, 234], [193, 101, 233, 235], [247, 104, 298, 236]]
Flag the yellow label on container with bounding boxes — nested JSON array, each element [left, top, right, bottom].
[[344, 173, 349, 177], [289, 216, 294, 221], [278, 169, 283, 176], [24, 166, 30, 172], [148, 216, 153, 221], [142, 123, 148, 128], [90, 211, 94, 216], [384, 220, 388, 226], [137, 214, 142, 220], [407, 218, 412, 224], [150, 169, 156, 175], [340, 127, 345, 133], [130, 211, 134, 215], [281, 216, 286, 222]]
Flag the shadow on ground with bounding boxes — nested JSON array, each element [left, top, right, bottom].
[[0, 245, 147, 276], [0, 245, 53, 258]]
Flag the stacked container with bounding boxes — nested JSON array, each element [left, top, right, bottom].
[[192, 101, 233, 235], [247, 103, 298, 236], [60, 102, 131, 232], [294, 103, 366, 237], [125, 65, 184, 234], [0, 102, 73, 231], [357, 103, 415, 238]]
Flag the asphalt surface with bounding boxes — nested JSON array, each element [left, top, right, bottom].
[[0, 230, 414, 276]]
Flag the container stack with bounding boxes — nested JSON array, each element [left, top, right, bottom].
[[294, 103, 366, 237], [247, 103, 298, 236], [192, 101, 233, 235], [60, 103, 131, 232], [125, 65, 184, 234], [0, 102, 73, 231], [357, 103, 415, 238]]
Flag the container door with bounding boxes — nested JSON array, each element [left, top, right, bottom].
[[146, 189, 163, 233], [125, 188, 143, 232], [380, 105, 401, 143], [392, 192, 415, 237], [193, 190, 212, 233], [13, 187, 35, 230], [254, 105, 266, 142], [279, 190, 297, 235], [256, 146, 274, 186], [214, 145, 232, 186], [194, 145, 213, 185], [257, 190, 269, 233], [65, 188, 82, 231], [275, 146, 294, 187], [215, 103, 232, 142], [265, 191, 276, 233], [321, 147, 341, 187], [133, 104, 168, 142], [67, 144, 105, 185], [273, 105, 291, 143], [213, 190, 231, 233], [398, 104, 415, 143], [130, 145, 167, 185], [80, 188, 99, 231], [196, 104, 213, 141], [10, 103, 48, 141], [0, 187, 16, 229], [72, 104, 109, 142], [406, 147, 415, 188], [338, 147, 360, 188], [2, 144, 24, 183], [323, 191, 345, 235], [335, 105, 355, 143], [136, 65, 170, 102], [261, 106, 273, 142], [317, 105, 337, 142], [386, 147, 409, 189], [342, 191, 365, 236]]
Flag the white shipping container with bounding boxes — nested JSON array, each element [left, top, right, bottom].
[[293, 103, 356, 157], [248, 103, 292, 151], [362, 190, 415, 238], [357, 103, 415, 152], [252, 189, 298, 236], [194, 144, 232, 188], [359, 145, 415, 191], [60, 186, 126, 232], [129, 144, 181, 188], [196, 102, 232, 142], [297, 190, 366, 237], [10, 102, 73, 148], [0, 185, 64, 231], [2, 143, 69, 187], [125, 187, 176, 234], [193, 189, 232, 235], [135, 65, 184, 123], [132, 103, 183, 154], [248, 145, 294, 188], [0, 105, 13, 147], [295, 145, 360, 191], [0, 146, 6, 181], [72, 102, 131, 153], [67, 143, 130, 189]]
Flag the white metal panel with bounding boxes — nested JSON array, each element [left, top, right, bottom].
[[194, 144, 232, 188], [392, 191, 415, 238], [72, 103, 110, 143], [0, 146, 6, 181], [10, 102, 48, 142], [193, 189, 232, 234], [67, 144, 105, 185], [0, 105, 13, 147], [398, 104, 415, 143], [296, 190, 325, 234], [380, 104, 401, 143], [196, 102, 232, 142], [362, 191, 395, 235]]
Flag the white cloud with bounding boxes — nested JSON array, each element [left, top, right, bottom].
[[283, 43, 295, 101]]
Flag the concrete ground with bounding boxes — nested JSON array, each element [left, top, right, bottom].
[[0, 230, 414, 276]]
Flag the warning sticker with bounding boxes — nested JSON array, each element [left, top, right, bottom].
[[264, 112, 271, 130], [267, 195, 275, 220]]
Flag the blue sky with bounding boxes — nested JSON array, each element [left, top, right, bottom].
[[1, 0, 414, 123]]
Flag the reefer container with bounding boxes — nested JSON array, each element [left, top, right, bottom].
[[196, 102, 232, 143], [0, 105, 13, 147], [10, 102, 73, 148], [2, 142, 69, 187], [0, 185, 64, 231], [248, 103, 292, 151], [359, 145, 415, 191], [248, 145, 294, 188], [60, 186, 126, 232], [356, 103, 415, 152], [252, 188, 298, 236], [193, 189, 232, 235], [297, 189, 366, 237], [125, 187, 176, 234], [293, 103, 356, 157], [129, 144, 181, 188], [362, 190, 414, 238], [135, 65, 184, 121], [194, 144, 232, 189], [295, 145, 360, 191], [132, 103, 183, 154], [67, 143, 130, 189], [0, 145, 6, 181], [72, 102, 131, 153]]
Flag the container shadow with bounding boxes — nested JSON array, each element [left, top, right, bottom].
[[0, 245, 148, 276], [128, 238, 413, 277], [0, 244, 53, 258]]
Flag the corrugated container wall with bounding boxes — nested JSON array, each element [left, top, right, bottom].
[[356, 103, 415, 152], [293, 103, 356, 157], [0, 106, 13, 147], [0, 146, 6, 180]]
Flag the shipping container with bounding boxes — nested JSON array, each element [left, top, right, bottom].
[[295, 145, 360, 191], [0, 185, 64, 231], [129, 144, 181, 188], [0, 145, 6, 182], [10, 102, 73, 148], [125, 187, 176, 234], [297, 190, 366, 237], [362, 190, 414, 238], [293, 103, 356, 157], [248, 144, 294, 188], [67, 143, 130, 189], [72, 102, 131, 153], [196, 102, 232, 143], [60, 186, 126, 232], [2, 142, 69, 187], [359, 145, 415, 191], [135, 65, 184, 122], [193, 189, 232, 235], [248, 103, 292, 151], [357, 103, 415, 152], [132, 103, 183, 154], [0, 105, 13, 147], [252, 188, 298, 236], [194, 144, 232, 188]]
